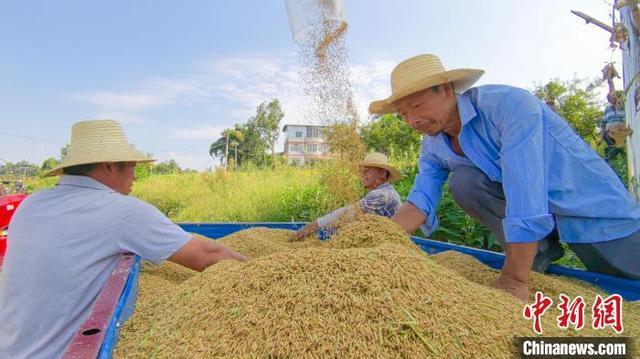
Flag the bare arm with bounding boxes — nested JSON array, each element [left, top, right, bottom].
[[291, 205, 355, 240], [292, 220, 319, 240], [168, 236, 249, 272], [391, 202, 426, 235]]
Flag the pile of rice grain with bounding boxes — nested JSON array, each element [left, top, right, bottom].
[[432, 251, 640, 347], [326, 214, 418, 250], [213, 228, 316, 258], [115, 219, 638, 358], [117, 244, 547, 358]]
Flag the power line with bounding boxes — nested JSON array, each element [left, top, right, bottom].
[[0, 130, 65, 144]]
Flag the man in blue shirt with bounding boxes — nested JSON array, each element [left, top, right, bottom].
[[370, 54, 640, 301]]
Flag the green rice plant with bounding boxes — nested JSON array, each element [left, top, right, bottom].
[[131, 167, 325, 223]]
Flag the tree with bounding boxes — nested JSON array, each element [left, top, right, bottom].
[[41, 157, 60, 172], [209, 126, 245, 170], [235, 121, 269, 167], [361, 113, 422, 154], [208, 99, 282, 170], [0, 160, 39, 177], [532, 78, 603, 143], [209, 137, 226, 163], [253, 99, 284, 167], [153, 159, 182, 175], [59, 144, 70, 161], [227, 129, 244, 168]]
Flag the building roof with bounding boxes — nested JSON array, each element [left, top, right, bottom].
[[282, 124, 329, 132]]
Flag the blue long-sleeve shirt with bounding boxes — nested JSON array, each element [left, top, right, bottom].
[[407, 85, 640, 244]]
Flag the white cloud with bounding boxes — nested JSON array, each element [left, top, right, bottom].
[[351, 59, 396, 122], [72, 52, 396, 170], [160, 152, 214, 171], [173, 125, 226, 140], [74, 91, 170, 111], [73, 52, 393, 124], [89, 111, 149, 124]]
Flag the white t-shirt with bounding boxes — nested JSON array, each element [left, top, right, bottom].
[[0, 175, 191, 359]]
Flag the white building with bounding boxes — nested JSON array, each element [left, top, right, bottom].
[[282, 124, 331, 165]]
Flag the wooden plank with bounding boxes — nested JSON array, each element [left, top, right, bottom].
[[571, 10, 614, 33]]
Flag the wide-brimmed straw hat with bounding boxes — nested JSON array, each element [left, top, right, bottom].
[[369, 54, 484, 114], [44, 119, 154, 177], [360, 152, 401, 182], [608, 122, 633, 148]]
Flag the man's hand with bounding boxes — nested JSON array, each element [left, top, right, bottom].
[[391, 202, 426, 234], [495, 242, 538, 301], [169, 236, 249, 272], [291, 220, 319, 241], [494, 274, 529, 302]]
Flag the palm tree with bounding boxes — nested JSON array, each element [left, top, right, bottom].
[[209, 128, 244, 170]]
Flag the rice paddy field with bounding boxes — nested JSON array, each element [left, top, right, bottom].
[[26, 167, 337, 223], [132, 168, 335, 223]]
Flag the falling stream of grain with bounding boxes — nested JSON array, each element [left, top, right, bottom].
[[296, 11, 365, 207]]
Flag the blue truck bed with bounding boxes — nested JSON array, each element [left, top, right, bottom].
[[72, 222, 639, 359]]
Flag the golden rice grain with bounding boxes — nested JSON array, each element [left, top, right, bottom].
[[115, 219, 638, 358]]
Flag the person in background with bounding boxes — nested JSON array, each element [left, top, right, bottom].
[[599, 64, 633, 167], [599, 90, 627, 165], [292, 152, 402, 239]]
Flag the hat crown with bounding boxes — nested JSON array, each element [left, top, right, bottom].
[[43, 119, 153, 177], [65, 120, 133, 161], [368, 53, 484, 115], [360, 152, 401, 182], [362, 152, 391, 166], [390, 54, 446, 93]]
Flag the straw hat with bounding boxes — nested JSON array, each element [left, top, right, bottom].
[[360, 152, 401, 182], [608, 122, 633, 148], [369, 54, 484, 114], [44, 119, 154, 177]]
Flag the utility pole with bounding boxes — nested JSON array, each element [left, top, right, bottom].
[[224, 132, 229, 171], [618, 4, 640, 198], [234, 146, 238, 168]]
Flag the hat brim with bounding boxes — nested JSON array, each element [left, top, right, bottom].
[[360, 162, 402, 183], [369, 68, 484, 115], [44, 155, 155, 177], [609, 125, 633, 147]]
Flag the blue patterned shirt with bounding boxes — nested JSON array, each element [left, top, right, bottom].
[[358, 182, 402, 217], [317, 182, 401, 230], [600, 105, 625, 131]]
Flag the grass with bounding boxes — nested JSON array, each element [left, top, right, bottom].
[[131, 167, 333, 223]]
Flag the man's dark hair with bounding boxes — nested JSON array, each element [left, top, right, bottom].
[[62, 162, 127, 176], [63, 163, 98, 176]]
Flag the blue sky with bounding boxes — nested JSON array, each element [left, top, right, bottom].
[[0, 0, 621, 170]]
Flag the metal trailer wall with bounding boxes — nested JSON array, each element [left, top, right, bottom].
[[621, 6, 640, 199]]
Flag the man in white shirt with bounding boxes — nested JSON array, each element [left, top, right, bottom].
[[0, 119, 248, 359]]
